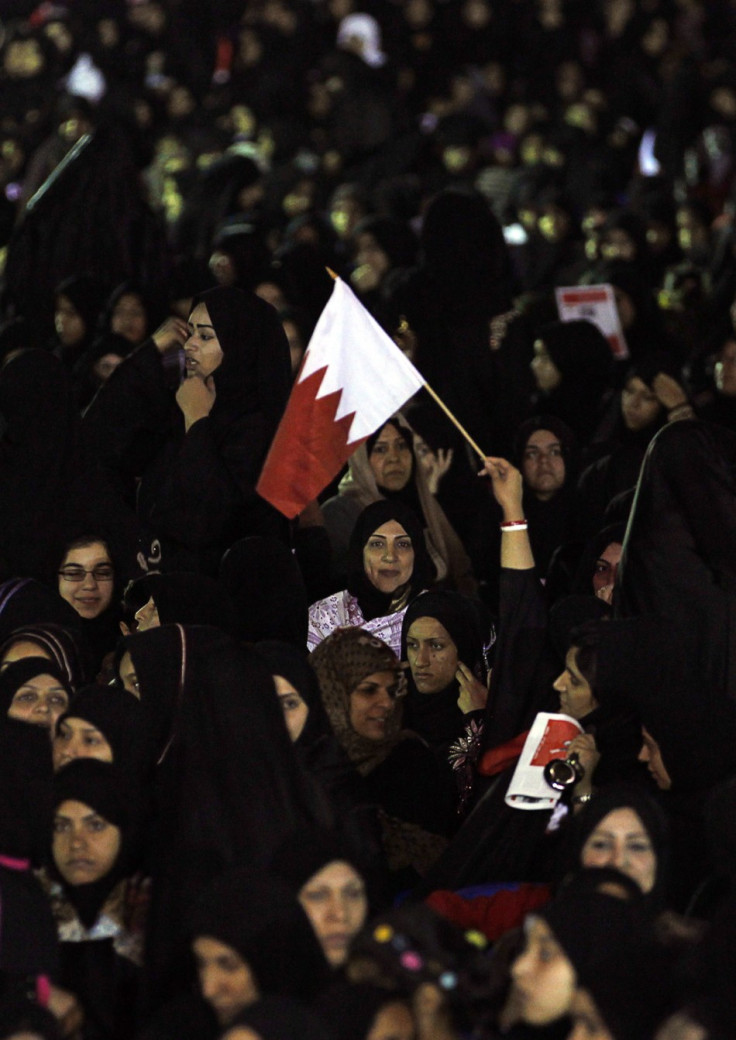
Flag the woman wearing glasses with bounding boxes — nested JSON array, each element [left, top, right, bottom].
[[57, 536, 121, 676]]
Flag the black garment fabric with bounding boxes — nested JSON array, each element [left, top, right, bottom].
[[232, 996, 333, 1040], [615, 420, 736, 701], [0, 621, 91, 690], [255, 640, 362, 815], [129, 571, 237, 634], [0, 350, 140, 587], [270, 826, 367, 898], [220, 537, 309, 647], [530, 320, 613, 448], [593, 613, 736, 911], [0, 578, 84, 647], [400, 590, 489, 759], [141, 625, 332, 1013], [345, 499, 434, 621], [384, 188, 521, 454], [539, 869, 677, 1040], [118, 626, 187, 773], [0, 860, 59, 1006], [51, 273, 106, 373], [56, 685, 143, 777], [188, 868, 330, 1003], [82, 286, 292, 574], [0, 712, 54, 864]]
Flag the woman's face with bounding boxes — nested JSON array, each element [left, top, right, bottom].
[[298, 859, 368, 967], [553, 647, 598, 720], [53, 717, 114, 772], [274, 675, 308, 742], [118, 651, 140, 697], [715, 340, 736, 397], [521, 429, 566, 500], [510, 917, 576, 1025], [54, 294, 86, 347], [185, 302, 224, 380], [638, 727, 672, 790], [592, 542, 622, 604], [134, 596, 160, 632], [349, 670, 399, 741], [53, 799, 121, 886], [368, 423, 413, 491], [581, 806, 657, 893], [363, 521, 414, 595], [58, 541, 115, 620], [111, 292, 148, 344], [531, 340, 561, 392], [405, 617, 459, 694], [8, 674, 69, 730], [192, 936, 260, 1026], [352, 232, 390, 292], [621, 376, 661, 431]]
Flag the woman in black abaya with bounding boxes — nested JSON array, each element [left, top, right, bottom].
[[82, 285, 292, 574], [615, 419, 736, 702], [128, 625, 331, 1014]]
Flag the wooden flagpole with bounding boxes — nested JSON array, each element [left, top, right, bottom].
[[325, 267, 488, 462]]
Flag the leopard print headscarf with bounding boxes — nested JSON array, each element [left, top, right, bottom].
[[309, 626, 406, 775]]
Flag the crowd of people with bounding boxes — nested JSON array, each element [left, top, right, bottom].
[[2, 1, 736, 1039]]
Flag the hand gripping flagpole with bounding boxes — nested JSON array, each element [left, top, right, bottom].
[[326, 269, 488, 462]]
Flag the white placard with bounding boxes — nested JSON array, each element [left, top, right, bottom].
[[505, 712, 584, 811], [555, 284, 629, 360]]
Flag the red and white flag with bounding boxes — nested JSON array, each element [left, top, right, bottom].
[[257, 275, 424, 518]]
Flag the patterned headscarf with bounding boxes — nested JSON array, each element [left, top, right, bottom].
[[309, 627, 405, 775]]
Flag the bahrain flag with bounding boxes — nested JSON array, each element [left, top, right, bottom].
[[257, 275, 424, 518]]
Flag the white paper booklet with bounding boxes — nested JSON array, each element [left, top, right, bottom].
[[505, 712, 584, 811]]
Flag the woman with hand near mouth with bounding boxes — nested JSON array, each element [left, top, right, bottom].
[[308, 500, 435, 657], [310, 626, 456, 892], [82, 285, 292, 575]]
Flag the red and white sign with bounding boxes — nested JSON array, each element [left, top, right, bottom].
[[555, 284, 629, 360]]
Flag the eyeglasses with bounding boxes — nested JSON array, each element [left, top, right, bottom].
[[58, 565, 114, 583]]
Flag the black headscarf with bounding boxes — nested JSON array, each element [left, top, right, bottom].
[[119, 624, 187, 770], [188, 867, 330, 1002], [346, 500, 434, 621], [561, 782, 670, 910], [270, 826, 367, 897], [400, 591, 489, 749], [56, 684, 143, 775], [538, 868, 674, 1040], [255, 640, 328, 750], [50, 758, 138, 928], [0, 577, 83, 645], [129, 571, 238, 635], [420, 187, 513, 321], [0, 657, 72, 721], [189, 284, 291, 434]]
